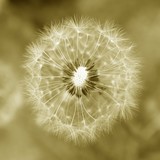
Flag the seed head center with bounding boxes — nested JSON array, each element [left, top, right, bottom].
[[72, 66, 88, 87]]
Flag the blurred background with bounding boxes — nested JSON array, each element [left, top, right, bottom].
[[0, 0, 160, 160]]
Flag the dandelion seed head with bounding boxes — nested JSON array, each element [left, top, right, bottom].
[[25, 17, 140, 143]]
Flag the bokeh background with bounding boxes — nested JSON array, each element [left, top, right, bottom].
[[0, 0, 160, 160]]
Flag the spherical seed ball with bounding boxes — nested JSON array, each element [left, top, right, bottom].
[[25, 17, 140, 143]]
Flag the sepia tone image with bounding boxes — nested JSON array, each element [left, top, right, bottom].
[[0, 0, 160, 160]]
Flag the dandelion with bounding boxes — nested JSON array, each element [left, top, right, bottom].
[[24, 17, 140, 143]]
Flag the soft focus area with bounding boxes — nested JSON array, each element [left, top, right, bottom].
[[0, 0, 160, 160]]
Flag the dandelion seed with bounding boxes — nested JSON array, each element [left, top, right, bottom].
[[24, 17, 140, 143]]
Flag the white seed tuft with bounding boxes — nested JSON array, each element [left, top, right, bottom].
[[24, 17, 140, 143]]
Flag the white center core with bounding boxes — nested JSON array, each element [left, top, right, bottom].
[[72, 66, 88, 87]]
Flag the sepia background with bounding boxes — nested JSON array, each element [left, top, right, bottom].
[[0, 0, 160, 159]]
